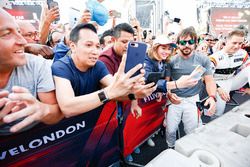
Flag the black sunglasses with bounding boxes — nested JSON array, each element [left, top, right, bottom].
[[179, 39, 195, 46]]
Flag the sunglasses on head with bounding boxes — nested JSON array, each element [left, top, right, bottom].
[[179, 39, 195, 46]]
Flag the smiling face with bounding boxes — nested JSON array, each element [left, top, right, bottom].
[[224, 35, 244, 54], [0, 9, 27, 70], [70, 29, 101, 71], [156, 44, 173, 61]]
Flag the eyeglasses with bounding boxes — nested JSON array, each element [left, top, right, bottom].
[[205, 39, 214, 42], [179, 39, 195, 46], [22, 31, 39, 40]]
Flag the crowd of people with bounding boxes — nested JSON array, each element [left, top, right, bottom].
[[0, 2, 250, 164]]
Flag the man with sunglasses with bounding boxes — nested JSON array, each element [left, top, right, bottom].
[[204, 34, 215, 55], [165, 27, 217, 149]]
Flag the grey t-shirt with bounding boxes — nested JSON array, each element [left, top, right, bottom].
[[0, 54, 55, 135], [167, 51, 213, 97]]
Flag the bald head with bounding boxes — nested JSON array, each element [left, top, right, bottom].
[[16, 20, 40, 43], [0, 8, 18, 34], [16, 20, 33, 28]]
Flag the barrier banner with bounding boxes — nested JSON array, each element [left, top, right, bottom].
[[122, 93, 167, 156], [0, 101, 120, 167]]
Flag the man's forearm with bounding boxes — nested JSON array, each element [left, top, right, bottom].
[[39, 20, 51, 45], [205, 78, 217, 97], [41, 103, 64, 124]]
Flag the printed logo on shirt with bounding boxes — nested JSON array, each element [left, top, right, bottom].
[[218, 55, 224, 61], [173, 63, 180, 69], [234, 58, 243, 63]]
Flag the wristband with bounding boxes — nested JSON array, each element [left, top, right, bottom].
[[175, 81, 179, 90], [209, 95, 217, 102], [128, 94, 136, 100]]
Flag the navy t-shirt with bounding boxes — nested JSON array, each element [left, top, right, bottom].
[[52, 56, 109, 96]]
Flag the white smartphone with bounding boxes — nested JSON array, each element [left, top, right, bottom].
[[190, 65, 206, 80]]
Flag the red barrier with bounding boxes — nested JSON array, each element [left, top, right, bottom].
[[0, 93, 169, 166], [122, 93, 167, 156]]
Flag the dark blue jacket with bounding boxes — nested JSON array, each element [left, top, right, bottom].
[[144, 54, 168, 93], [53, 40, 70, 62]]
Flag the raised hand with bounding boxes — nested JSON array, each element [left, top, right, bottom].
[[3, 86, 49, 133], [105, 53, 144, 99], [46, 6, 60, 24]]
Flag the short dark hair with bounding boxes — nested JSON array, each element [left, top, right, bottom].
[[113, 23, 134, 38], [100, 29, 113, 44], [47, 30, 61, 47], [177, 26, 198, 44], [70, 23, 97, 43]]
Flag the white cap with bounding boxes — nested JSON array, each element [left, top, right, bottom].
[[153, 35, 176, 47]]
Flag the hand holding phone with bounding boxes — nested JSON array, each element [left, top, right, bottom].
[[109, 10, 121, 18], [125, 42, 147, 77], [47, 0, 58, 9], [145, 72, 162, 84], [47, 0, 60, 22]]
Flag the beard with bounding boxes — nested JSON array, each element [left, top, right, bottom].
[[180, 47, 192, 56]]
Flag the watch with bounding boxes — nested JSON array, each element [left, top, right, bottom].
[[98, 89, 109, 103], [128, 94, 136, 100]]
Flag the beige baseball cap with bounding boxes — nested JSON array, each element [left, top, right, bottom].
[[153, 35, 176, 48]]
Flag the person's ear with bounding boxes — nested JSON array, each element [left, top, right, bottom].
[[69, 41, 77, 54], [111, 36, 116, 43]]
